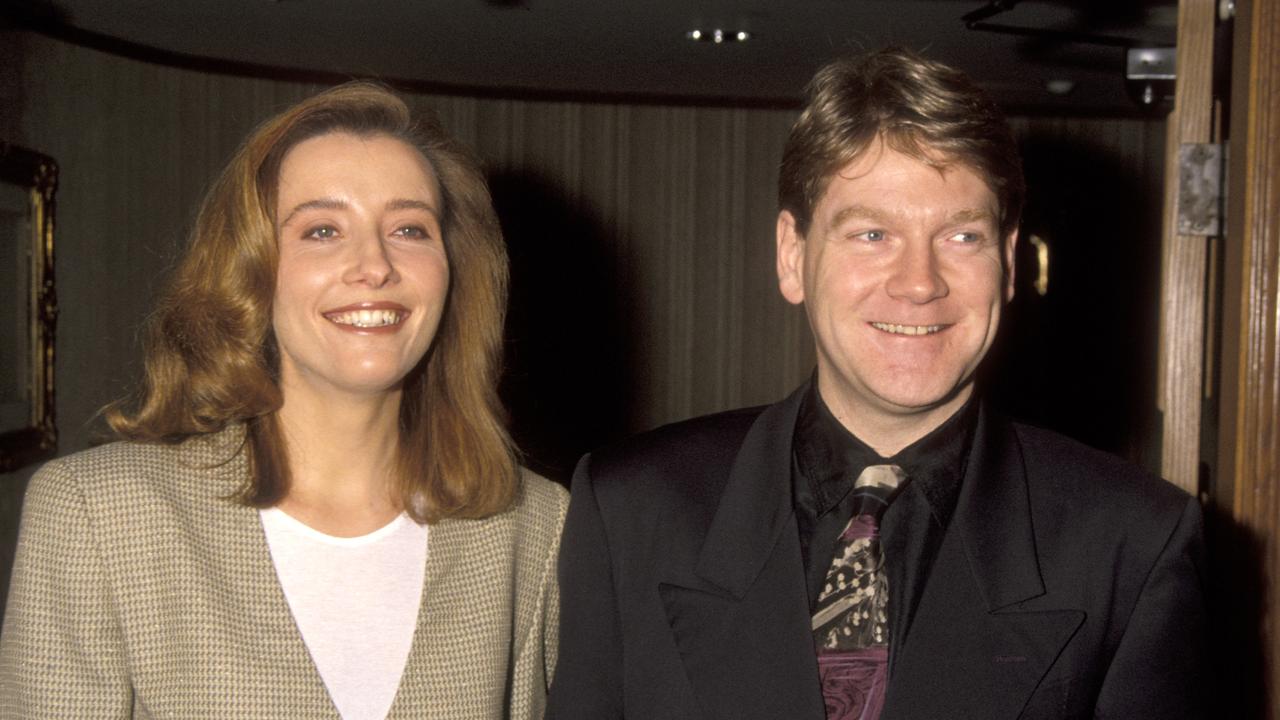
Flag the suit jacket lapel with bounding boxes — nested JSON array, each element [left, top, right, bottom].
[[693, 386, 804, 598], [883, 407, 1084, 719], [956, 406, 1045, 609], [660, 386, 826, 720]]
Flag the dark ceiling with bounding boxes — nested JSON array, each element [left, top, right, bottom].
[[7, 0, 1180, 114]]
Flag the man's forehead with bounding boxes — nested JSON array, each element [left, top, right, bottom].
[[827, 203, 996, 227], [835, 139, 981, 179], [816, 153, 1002, 232]]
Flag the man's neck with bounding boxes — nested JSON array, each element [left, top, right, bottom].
[[817, 384, 973, 458]]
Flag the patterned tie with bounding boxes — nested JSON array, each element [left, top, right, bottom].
[[811, 464, 905, 720]]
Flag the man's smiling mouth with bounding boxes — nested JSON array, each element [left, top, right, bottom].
[[870, 322, 945, 336]]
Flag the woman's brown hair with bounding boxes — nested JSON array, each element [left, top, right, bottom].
[[107, 82, 519, 522]]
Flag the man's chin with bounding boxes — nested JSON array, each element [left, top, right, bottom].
[[868, 381, 974, 419]]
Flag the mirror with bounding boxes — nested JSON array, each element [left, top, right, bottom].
[[0, 143, 57, 473]]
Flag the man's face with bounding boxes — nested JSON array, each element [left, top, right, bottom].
[[777, 141, 1016, 438]]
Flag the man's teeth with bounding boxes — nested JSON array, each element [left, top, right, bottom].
[[871, 322, 943, 336], [328, 309, 403, 328]]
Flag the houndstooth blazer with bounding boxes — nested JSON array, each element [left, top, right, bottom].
[[0, 426, 567, 719]]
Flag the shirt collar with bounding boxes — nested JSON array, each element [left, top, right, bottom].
[[793, 381, 977, 526]]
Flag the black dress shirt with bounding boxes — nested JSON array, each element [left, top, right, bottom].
[[792, 381, 978, 666]]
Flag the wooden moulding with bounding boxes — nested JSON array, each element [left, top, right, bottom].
[[1227, 0, 1280, 592], [1213, 0, 1280, 715], [0, 143, 58, 474]]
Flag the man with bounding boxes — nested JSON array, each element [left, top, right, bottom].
[[547, 48, 1206, 720]]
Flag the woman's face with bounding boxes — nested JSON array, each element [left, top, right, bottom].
[[272, 131, 449, 402]]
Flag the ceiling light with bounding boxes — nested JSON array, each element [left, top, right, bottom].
[[685, 28, 751, 44], [1044, 79, 1076, 96]]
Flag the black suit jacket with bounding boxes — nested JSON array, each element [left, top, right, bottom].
[[548, 386, 1208, 719]]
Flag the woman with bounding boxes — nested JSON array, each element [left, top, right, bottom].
[[0, 83, 566, 719]]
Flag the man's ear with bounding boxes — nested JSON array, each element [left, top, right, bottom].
[[777, 210, 806, 306], [1002, 228, 1019, 303]]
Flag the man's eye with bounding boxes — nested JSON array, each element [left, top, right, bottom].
[[857, 230, 886, 242], [951, 231, 981, 243], [303, 225, 338, 240]]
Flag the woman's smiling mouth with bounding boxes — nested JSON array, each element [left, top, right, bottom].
[[323, 304, 410, 329]]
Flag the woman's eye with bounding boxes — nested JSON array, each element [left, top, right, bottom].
[[393, 225, 431, 240], [303, 225, 338, 240]]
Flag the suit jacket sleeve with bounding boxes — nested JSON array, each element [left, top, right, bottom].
[[1094, 495, 1209, 719], [546, 454, 625, 719], [0, 460, 134, 719]]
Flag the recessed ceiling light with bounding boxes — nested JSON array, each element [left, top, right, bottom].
[[685, 28, 751, 44], [1044, 79, 1076, 96]]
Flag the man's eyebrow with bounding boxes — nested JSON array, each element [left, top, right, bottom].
[[946, 207, 995, 224], [829, 204, 894, 228]]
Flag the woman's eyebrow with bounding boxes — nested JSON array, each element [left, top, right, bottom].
[[385, 198, 440, 217], [279, 197, 347, 227]]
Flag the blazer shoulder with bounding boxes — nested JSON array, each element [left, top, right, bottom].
[[571, 405, 768, 530], [23, 431, 249, 539], [510, 469, 570, 540], [1012, 422, 1195, 545], [32, 431, 238, 492], [1016, 422, 1186, 497], [585, 405, 765, 482]]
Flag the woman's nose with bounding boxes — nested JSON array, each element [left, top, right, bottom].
[[342, 229, 399, 287]]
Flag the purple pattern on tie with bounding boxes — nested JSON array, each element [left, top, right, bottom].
[[842, 514, 878, 542], [813, 515, 889, 651], [817, 646, 888, 720], [812, 465, 901, 720]]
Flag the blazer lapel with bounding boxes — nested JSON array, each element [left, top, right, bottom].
[[189, 431, 514, 718], [659, 386, 826, 720], [883, 407, 1084, 720], [386, 515, 504, 718], [180, 429, 340, 717]]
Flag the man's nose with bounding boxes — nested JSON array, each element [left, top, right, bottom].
[[885, 241, 948, 303]]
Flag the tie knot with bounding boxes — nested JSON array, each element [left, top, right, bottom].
[[855, 464, 905, 491]]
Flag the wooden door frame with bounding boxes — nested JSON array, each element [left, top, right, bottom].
[[1215, 0, 1280, 714], [1159, 0, 1216, 494]]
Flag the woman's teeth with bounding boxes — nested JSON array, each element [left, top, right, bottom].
[[327, 309, 403, 328]]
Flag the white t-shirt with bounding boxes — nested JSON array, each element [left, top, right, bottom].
[[260, 508, 428, 720]]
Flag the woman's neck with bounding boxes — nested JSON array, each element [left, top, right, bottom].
[[272, 386, 405, 537]]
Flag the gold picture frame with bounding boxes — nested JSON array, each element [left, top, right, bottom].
[[0, 143, 57, 472]]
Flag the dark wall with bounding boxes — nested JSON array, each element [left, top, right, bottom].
[[0, 27, 29, 621], [988, 116, 1168, 469], [0, 30, 1169, 622]]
